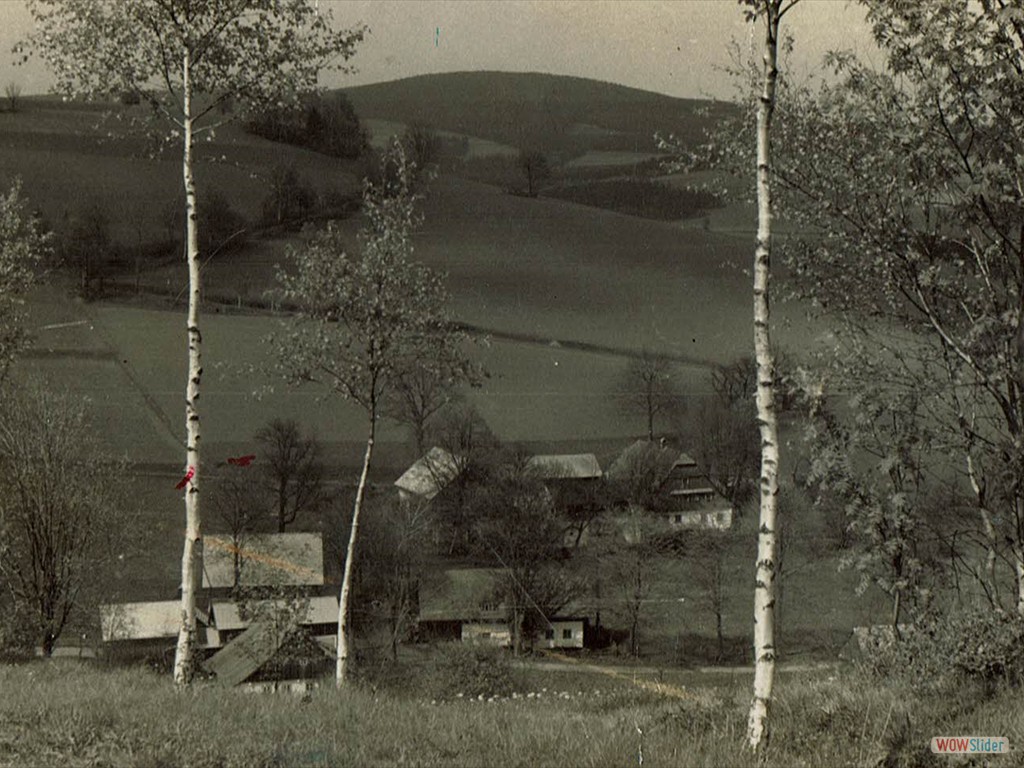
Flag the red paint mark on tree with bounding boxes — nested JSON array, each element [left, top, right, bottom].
[[175, 466, 195, 490]]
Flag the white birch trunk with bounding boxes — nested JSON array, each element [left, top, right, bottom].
[[173, 49, 203, 686], [336, 420, 375, 686], [747, 0, 783, 754], [1016, 551, 1024, 617]]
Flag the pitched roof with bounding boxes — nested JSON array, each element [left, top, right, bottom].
[[203, 622, 286, 687], [99, 601, 182, 642], [526, 453, 602, 480], [202, 532, 324, 589], [605, 440, 677, 483], [419, 569, 506, 622], [211, 595, 339, 632], [99, 601, 217, 647], [394, 447, 461, 500]]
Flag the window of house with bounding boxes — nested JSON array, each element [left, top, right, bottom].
[[562, 628, 573, 640], [674, 514, 683, 524], [481, 632, 491, 639], [545, 629, 555, 640]]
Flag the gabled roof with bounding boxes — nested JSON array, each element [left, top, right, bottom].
[[100, 601, 182, 642], [419, 569, 506, 622], [605, 440, 677, 483], [202, 532, 324, 589], [211, 595, 339, 632], [394, 447, 461, 500], [99, 601, 217, 647], [203, 622, 286, 687], [526, 453, 602, 480]]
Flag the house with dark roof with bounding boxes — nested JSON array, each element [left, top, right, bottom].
[[661, 453, 733, 530], [607, 441, 734, 530], [417, 568, 588, 650]]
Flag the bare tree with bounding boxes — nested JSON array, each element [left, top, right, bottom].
[[255, 418, 326, 533], [471, 463, 580, 654], [389, 356, 481, 457], [28, 0, 365, 685], [598, 508, 666, 658], [518, 148, 550, 198], [614, 350, 684, 441], [0, 384, 133, 656], [356, 497, 433, 660], [210, 468, 265, 587], [4, 82, 22, 113]]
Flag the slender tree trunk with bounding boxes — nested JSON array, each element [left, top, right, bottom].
[[337, 417, 375, 686], [1016, 551, 1024, 617], [747, 0, 784, 755], [174, 50, 204, 687]]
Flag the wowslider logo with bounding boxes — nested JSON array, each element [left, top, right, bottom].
[[931, 737, 1009, 755]]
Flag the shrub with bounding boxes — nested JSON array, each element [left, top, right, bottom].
[[867, 608, 1024, 693], [432, 643, 518, 699]]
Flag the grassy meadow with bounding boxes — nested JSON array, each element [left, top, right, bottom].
[[2, 660, 1021, 767]]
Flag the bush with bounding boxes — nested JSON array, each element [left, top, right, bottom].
[[867, 608, 1024, 693], [432, 644, 518, 699]]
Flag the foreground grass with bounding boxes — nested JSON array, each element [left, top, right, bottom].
[[2, 661, 1022, 767]]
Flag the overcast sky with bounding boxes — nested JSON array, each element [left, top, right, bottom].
[[0, 0, 877, 100]]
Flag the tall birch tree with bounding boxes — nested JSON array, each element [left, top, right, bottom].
[[740, 0, 1024, 616], [272, 140, 470, 686], [26, 0, 365, 685], [744, 0, 796, 755]]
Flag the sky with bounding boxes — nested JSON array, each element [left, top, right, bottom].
[[0, 0, 878, 100]]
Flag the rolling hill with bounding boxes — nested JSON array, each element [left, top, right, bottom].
[[342, 71, 735, 158]]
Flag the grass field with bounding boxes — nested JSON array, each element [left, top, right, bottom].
[[1, 98, 360, 243], [2, 660, 1021, 767]]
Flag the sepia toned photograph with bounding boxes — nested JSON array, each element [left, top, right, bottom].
[[0, 1, 1020, 765]]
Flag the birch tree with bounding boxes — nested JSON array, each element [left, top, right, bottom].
[[744, 0, 796, 754], [272, 140, 470, 685], [26, 0, 364, 685], [736, 0, 1024, 616]]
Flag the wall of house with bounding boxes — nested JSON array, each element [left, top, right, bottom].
[[666, 509, 733, 530], [461, 621, 511, 647], [540, 620, 585, 649]]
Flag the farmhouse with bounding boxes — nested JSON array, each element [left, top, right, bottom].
[[661, 453, 733, 530], [418, 568, 588, 650]]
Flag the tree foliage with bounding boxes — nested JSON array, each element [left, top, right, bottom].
[[0, 180, 50, 380], [710, 0, 1024, 614]]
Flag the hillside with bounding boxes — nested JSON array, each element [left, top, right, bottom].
[[343, 71, 735, 158]]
